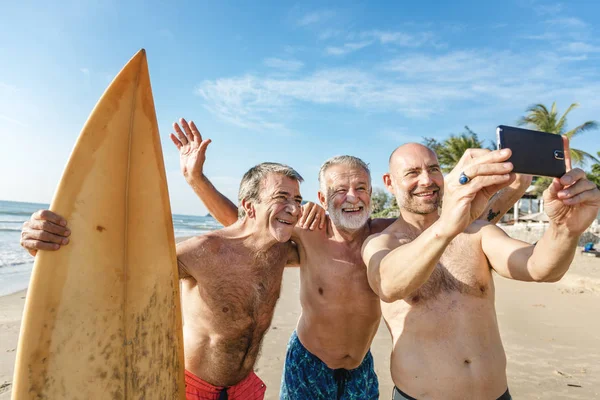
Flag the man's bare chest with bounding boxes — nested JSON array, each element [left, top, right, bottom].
[[407, 234, 492, 303]]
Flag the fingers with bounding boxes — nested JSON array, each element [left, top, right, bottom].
[[26, 228, 70, 245], [559, 168, 585, 187], [189, 121, 203, 142], [33, 210, 67, 226], [557, 175, 598, 201], [27, 218, 71, 237], [562, 186, 600, 206], [180, 118, 194, 142], [455, 148, 492, 169], [172, 121, 189, 145], [546, 177, 563, 199], [308, 213, 320, 231], [562, 136, 572, 172], [462, 162, 513, 180], [449, 149, 511, 180], [300, 203, 319, 229], [169, 133, 182, 150], [20, 239, 62, 252], [199, 138, 212, 154]]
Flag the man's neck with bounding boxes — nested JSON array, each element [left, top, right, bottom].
[[328, 219, 370, 244], [234, 219, 282, 253], [398, 208, 439, 233]]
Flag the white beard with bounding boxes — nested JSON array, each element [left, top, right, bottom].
[[329, 202, 370, 231]]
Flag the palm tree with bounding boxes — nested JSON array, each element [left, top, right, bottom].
[[518, 102, 599, 165], [423, 126, 491, 172], [587, 151, 600, 189]]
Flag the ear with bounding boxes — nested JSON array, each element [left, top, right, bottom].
[[317, 191, 327, 210], [241, 199, 255, 218], [382, 173, 394, 194]]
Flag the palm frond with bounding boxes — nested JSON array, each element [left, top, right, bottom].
[[555, 102, 579, 134], [563, 121, 599, 139]]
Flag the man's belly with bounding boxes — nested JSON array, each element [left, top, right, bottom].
[[183, 325, 262, 387], [385, 294, 508, 400], [297, 304, 381, 370]]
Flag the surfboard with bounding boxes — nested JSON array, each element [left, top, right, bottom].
[[11, 50, 186, 399]]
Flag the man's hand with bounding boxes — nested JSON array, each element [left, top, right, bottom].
[[439, 149, 515, 237], [169, 118, 212, 184], [544, 169, 600, 235], [297, 202, 326, 230], [20, 210, 70, 256]]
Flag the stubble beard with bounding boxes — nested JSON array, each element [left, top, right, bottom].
[[396, 187, 441, 215]]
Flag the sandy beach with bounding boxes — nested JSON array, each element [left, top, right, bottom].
[[1, 251, 598, 399]]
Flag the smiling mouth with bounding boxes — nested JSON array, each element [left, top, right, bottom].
[[342, 206, 364, 213], [413, 190, 438, 198], [276, 218, 293, 225]]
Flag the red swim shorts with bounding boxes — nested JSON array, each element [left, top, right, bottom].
[[185, 369, 267, 400]]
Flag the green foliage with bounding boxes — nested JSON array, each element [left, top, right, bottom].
[[370, 188, 399, 218], [423, 126, 491, 172], [586, 151, 600, 189], [518, 102, 599, 165], [371, 188, 389, 214]]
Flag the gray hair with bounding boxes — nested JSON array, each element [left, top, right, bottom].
[[318, 155, 371, 193], [238, 162, 304, 218]]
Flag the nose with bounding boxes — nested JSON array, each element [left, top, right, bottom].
[[418, 171, 433, 186], [346, 188, 359, 202], [287, 202, 301, 217]]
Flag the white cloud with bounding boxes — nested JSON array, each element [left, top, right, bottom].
[[263, 57, 304, 71], [326, 41, 372, 56], [297, 10, 335, 26], [561, 42, 600, 53], [80, 68, 90, 76], [545, 17, 587, 28], [535, 2, 564, 16], [362, 30, 435, 47], [196, 49, 599, 134], [523, 32, 559, 41]]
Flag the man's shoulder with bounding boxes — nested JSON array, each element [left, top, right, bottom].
[[176, 230, 228, 257], [369, 218, 396, 234]]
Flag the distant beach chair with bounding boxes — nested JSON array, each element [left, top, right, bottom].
[[582, 242, 600, 257]]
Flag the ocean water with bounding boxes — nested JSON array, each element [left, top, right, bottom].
[[0, 199, 221, 296]]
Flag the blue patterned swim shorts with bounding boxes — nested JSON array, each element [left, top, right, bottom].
[[279, 331, 379, 400]]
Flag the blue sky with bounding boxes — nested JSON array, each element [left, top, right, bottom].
[[1, 0, 599, 215]]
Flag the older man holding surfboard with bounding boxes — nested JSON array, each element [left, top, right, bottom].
[[21, 160, 305, 400]]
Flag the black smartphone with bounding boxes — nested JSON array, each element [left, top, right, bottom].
[[496, 125, 566, 178]]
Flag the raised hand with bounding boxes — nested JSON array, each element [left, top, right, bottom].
[[20, 210, 70, 256], [544, 171, 600, 235], [440, 149, 515, 237], [169, 118, 212, 184]]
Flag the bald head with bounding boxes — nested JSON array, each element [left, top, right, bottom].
[[385, 142, 443, 215], [388, 143, 438, 170]]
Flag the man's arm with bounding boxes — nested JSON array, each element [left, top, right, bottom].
[[186, 175, 239, 226], [170, 118, 238, 226], [483, 168, 600, 282], [479, 174, 532, 224], [480, 223, 575, 282], [362, 149, 515, 302], [362, 229, 451, 302]]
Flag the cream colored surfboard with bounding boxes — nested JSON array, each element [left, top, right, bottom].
[[12, 50, 185, 399]]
